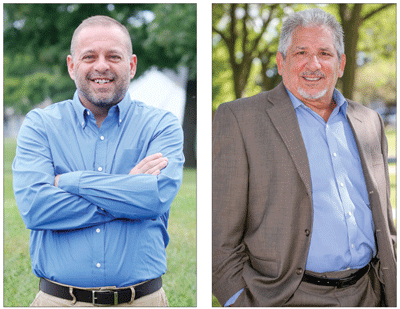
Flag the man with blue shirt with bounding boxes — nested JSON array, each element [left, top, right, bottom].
[[13, 15, 184, 306], [212, 8, 396, 307]]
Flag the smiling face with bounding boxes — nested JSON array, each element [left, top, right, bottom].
[[277, 25, 346, 107], [67, 25, 137, 111]]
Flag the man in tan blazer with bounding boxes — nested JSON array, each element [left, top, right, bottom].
[[212, 8, 396, 307]]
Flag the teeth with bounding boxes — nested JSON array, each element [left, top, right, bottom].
[[94, 79, 111, 84], [304, 77, 321, 81]]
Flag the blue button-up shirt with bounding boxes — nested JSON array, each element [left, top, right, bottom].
[[287, 89, 376, 273], [12, 91, 184, 288]]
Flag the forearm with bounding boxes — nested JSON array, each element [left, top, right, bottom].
[[57, 157, 183, 220], [13, 168, 114, 230]]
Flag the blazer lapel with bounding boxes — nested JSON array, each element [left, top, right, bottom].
[[265, 83, 312, 197], [346, 104, 378, 191]]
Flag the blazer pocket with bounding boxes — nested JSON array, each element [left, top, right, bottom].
[[248, 255, 278, 278]]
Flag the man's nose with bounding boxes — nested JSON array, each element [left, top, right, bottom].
[[93, 56, 110, 72], [306, 55, 322, 71]]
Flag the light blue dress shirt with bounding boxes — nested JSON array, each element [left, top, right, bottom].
[[287, 89, 376, 273], [12, 91, 184, 288]]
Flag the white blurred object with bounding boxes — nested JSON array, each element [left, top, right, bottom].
[[128, 67, 188, 125]]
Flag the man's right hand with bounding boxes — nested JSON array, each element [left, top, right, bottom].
[[129, 153, 168, 176]]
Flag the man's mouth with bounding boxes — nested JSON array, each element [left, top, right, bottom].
[[303, 76, 322, 81], [92, 78, 113, 84], [301, 71, 325, 82]]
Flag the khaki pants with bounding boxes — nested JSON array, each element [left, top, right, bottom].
[[30, 286, 168, 307]]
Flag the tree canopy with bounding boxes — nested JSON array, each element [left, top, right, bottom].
[[4, 3, 196, 114]]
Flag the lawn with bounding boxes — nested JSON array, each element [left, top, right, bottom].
[[3, 138, 197, 307]]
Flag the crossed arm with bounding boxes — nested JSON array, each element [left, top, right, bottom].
[[54, 153, 169, 187], [13, 112, 184, 231]]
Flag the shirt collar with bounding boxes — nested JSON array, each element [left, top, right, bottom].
[[72, 90, 132, 128], [286, 87, 348, 116]]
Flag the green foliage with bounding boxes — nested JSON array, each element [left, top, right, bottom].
[[4, 3, 196, 114], [143, 4, 197, 80], [4, 138, 196, 306]]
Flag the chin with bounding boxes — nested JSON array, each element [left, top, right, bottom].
[[298, 87, 327, 100]]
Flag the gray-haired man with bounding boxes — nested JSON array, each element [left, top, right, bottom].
[[212, 8, 396, 306]]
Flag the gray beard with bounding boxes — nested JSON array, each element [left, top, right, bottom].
[[298, 87, 327, 100], [77, 82, 128, 109], [80, 90, 126, 108]]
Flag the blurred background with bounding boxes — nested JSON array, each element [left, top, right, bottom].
[[212, 4, 396, 306], [4, 3, 196, 306]]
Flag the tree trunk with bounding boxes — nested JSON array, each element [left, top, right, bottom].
[[182, 79, 196, 168], [339, 4, 363, 100]]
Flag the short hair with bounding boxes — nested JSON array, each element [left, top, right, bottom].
[[70, 15, 133, 57], [278, 8, 344, 59]]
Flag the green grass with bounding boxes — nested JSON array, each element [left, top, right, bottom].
[[386, 128, 396, 158], [3, 138, 196, 307]]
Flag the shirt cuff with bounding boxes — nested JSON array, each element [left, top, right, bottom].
[[224, 288, 244, 307], [57, 171, 83, 195]]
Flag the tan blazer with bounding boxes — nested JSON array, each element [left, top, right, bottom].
[[212, 82, 396, 306]]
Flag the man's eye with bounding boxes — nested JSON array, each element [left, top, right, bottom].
[[110, 55, 121, 60], [83, 55, 94, 60]]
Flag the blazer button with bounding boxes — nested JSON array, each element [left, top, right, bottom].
[[296, 268, 303, 275], [305, 229, 310, 236]]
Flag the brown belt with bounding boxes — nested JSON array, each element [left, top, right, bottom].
[[302, 263, 370, 289], [39, 277, 162, 305]]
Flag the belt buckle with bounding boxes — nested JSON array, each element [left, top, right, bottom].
[[336, 275, 357, 289], [92, 290, 118, 306]]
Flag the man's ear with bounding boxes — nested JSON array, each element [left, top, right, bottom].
[[67, 55, 75, 80], [130, 54, 138, 79], [338, 54, 346, 78], [276, 52, 284, 76]]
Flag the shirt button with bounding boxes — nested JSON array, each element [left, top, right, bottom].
[[305, 229, 310, 237], [98, 167, 103, 172], [351, 244, 355, 249], [333, 152, 337, 157], [96, 263, 101, 268], [100, 136, 105, 140], [348, 212, 352, 217], [96, 228, 101, 233], [296, 268, 303, 275], [340, 182, 344, 187], [87, 111, 90, 115]]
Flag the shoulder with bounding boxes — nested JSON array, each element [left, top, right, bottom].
[[347, 99, 383, 124], [217, 91, 269, 115], [130, 100, 179, 123], [22, 100, 75, 131], [25, 99, 74, 122], [127, 100, 182, 138], [215, 83, 287, 117]]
